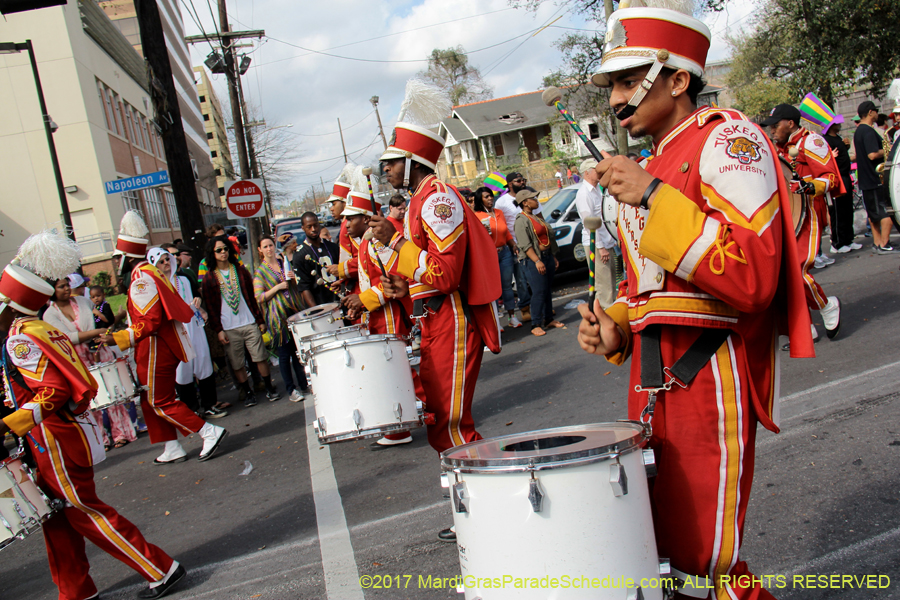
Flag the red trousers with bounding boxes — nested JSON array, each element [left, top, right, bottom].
[[136, 336, 205, 444], [796, 198, 828, 311], [34, 427, 174, 600], [628, 328, 776, 600], [419, 291, 484, 453]]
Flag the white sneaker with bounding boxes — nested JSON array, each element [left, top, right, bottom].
[[819, 253, 835, 265], [375, 434, 413, 446], [290, 389, 305, 402], [508, 316, 523, 328], [810, 322, 819, 341], [154, 441, 187, 465], [198, 423, 227, 462], [821, 296, 841, 339], [813, 256, 826, 269], [830, 245, 850, 254], [848, 242, 862, 250]]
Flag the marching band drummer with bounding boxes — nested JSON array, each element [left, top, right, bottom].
[[97, 211, 227, 466], [762, 103, 844, 344], [340, 189, 424, 449], [368, 80, 502, 542], [576, 2, 814, 598], [0, 231, 187, 600]]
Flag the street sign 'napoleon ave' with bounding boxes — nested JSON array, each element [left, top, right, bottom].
[[225, 179, 265, 220]]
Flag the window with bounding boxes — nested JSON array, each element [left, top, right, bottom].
[[97, 81, 114, 131], [112, 94, 125, 139], [142, 188, 168, 229], [203, 113, 210, 121], [199, 95, 206, 103], [492, 135, 504, 156], [164, 189, 180, 228], [560, 127, 571, 145], [211, 150, 217, 158], [218, 186, 225, 196], [215, 168, 221, 176], [112, 16, 141, 46], [139, 115, 151, 150], [588, 123, 600, 140], [121, 189, 142, 213], [207, 132, 214, 140]]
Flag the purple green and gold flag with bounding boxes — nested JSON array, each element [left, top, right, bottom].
[[484, 172, 507, 194], [799, 92, 843, 133]]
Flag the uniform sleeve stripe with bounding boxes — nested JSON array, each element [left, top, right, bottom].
[[677, 218, 720, 280]]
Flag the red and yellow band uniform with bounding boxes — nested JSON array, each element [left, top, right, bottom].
[[388, 174, 501, 453], [606, 107, 814, 600], [337, 219, 360, 282], [774, 127, 847, 311], [111, 262, 206, 444], [3, 316, 176, 600]]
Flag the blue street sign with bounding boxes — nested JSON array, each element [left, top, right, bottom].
[[104, 170, 169, 195]]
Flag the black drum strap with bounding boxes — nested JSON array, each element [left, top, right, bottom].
[[640, 326, 733, 390]]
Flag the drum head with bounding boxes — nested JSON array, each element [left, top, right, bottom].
[[290, 303, 339, 322], [441, 422, 646, 472], [600, 188, 618, 242]]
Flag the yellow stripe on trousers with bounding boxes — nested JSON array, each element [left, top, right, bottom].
[[43, 428, 165, 580], [802, 209, 827, 310], [146, 337, 194, 431], [447, 292, 467, 448], [709, 339, 744, 600]]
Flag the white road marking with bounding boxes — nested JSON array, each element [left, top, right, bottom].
[[304, 401, 365, 600], [779, 359, 900, 404], [781, 526, 900, 576]]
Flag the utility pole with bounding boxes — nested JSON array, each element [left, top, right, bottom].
[[370, 95, 388, 150], [337, 118, 348, 163], [605, 0, 628, 156], [134, 0, 206, 257]]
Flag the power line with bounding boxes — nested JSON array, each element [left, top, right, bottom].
[[282, 111, 374, 137], [482, 5, 572, 77], [281, 136, 382, 166]]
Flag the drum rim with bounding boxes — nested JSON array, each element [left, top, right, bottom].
[[310, 333, 406, 354], [440, 422, 647, 472], [289, 303, 341, 323], [298, 325, 367, 344], [88, 360, 121, 371]]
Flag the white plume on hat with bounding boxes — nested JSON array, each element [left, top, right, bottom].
[[119, 210, 149, 238], [350, 165, 371, 194], [16, 230, 83, 281], [336, 161, 358, 186], [396, 79, 451, 129], [620, 0, 694, 12], [888, 79, 900, 113]]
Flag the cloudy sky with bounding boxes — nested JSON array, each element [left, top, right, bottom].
[[180, 0, 757, 202]]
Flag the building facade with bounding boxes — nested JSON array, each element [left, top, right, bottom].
[[194, 66, 233, 207]]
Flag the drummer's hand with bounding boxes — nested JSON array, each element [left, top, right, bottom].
[[342, 294, 364, 314], [96, 333, 114, 346], [218, 331, 230, 345], [369, 215, 401, 248], [326, 265, 340, 277], [596, 154, 657, 208], [381, 274, 409, 299], [598, 247, 611, 264], [577, 298, 623, 355]]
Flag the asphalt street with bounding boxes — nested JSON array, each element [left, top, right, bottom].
[[2, 239, 899, 600]]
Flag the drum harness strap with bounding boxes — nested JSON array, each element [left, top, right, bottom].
[[412, 291, 475, 328], [636, 325, 731, 598], [635, 325, 733, 436]]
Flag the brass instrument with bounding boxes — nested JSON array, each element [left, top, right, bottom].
[[876, 134, 892, 184]]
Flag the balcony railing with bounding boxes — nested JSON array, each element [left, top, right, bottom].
[[78, 231, 115, 259]]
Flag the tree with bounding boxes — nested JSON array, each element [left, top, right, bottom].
[[418, 46, 493, 107], [726, 0, 900, 109]]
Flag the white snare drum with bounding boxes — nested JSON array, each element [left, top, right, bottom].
[[308, 334, 423, 444], [89, 357, 140, 411], [441, 423, 665, 600], [287, 303, 343, 350], [601, 188, 619, 242], [0, 456, 58, 551], [296, 325, 367, 365]]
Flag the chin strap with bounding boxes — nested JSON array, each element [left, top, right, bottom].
[[118, 253, 127, 275], [402, 154, 412, 189], [615, 49, 670, 121]]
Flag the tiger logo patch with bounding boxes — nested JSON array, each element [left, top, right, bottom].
[[725, 137, 762, 165], [433, 203, 453, 222], [12, 342, 32, 361]]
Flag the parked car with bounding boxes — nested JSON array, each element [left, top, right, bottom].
[[275, 217, 307, 248], [542, 184, 587, 274], [229, 225, 248, 249]]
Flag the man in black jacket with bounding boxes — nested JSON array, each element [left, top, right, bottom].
[[822, 122, 860, 254]]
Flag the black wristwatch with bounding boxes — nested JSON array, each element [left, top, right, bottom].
[[641, 178, 662, 210]]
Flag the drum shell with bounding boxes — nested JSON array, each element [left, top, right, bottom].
[[308, 335, 421, 443], [445, 428, 661, 600], [296, 325, 367, 365], [601, 190, 618, 243], [0, 458, 54, 550], [89, 358, 139, 410], [287, 303, 343, 350]]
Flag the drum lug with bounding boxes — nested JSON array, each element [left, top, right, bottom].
[[659, 558, 671, 576], [609, 460, 628, 497], [440, 473, 450, 498], [317, 417, 327, 435], [528, 473, 545, 513], [383, 340, 393, 360], [344, 345, 352, 367], [625, 587, 644, 600], [643, 448, 657, 478], [393, 402, 402, 420], [352, 409, 362, 431], [452, 481, 469, 513], [309, 356, 317, 376]]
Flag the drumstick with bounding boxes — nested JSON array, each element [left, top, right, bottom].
[[362, 167, 389, 277], [542, 87, 613, 162], [582, 217, 603, 308]]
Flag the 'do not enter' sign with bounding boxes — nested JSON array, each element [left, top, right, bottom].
[[226, 179, 265, 219]]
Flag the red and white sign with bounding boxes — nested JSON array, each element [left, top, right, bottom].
[[225, 179, 265, 219]]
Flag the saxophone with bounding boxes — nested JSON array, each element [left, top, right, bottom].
[[876, 134, 892, 184]]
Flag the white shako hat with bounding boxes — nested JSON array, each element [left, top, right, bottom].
[[329, 162, 357, 203], [114, 210, 150, 258], [379, 80, 451, 187], [591, 0, 711, 88], [0, 230, 82, 316], [342, 166, 382, 217]]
